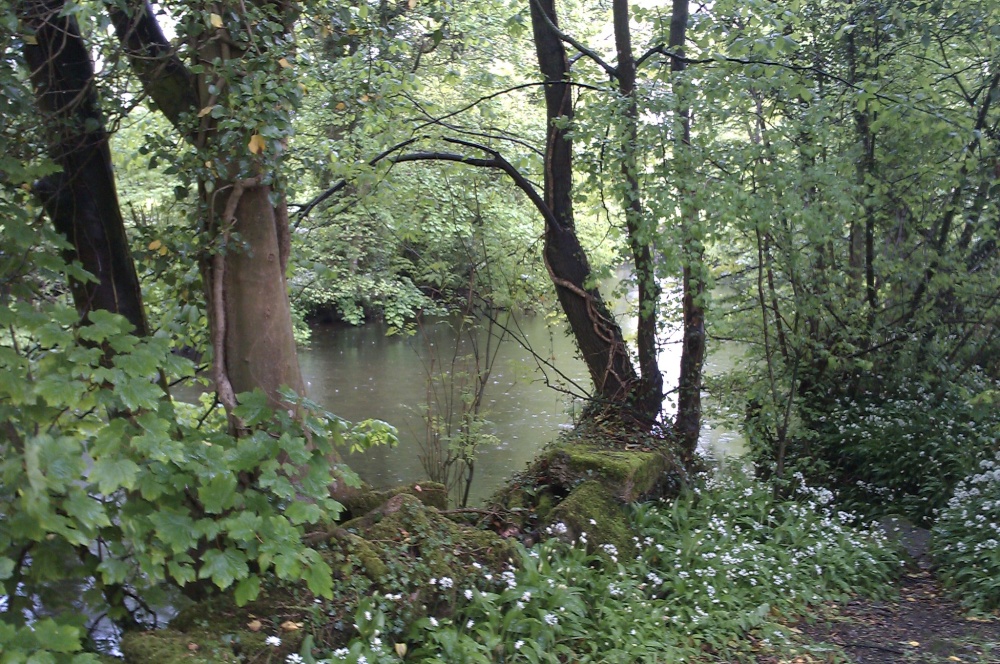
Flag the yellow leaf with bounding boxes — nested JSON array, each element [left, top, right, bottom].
[[204, 160, 213, 169], [335, 102, 346, 111], [278, 57, 291, 69], [948, 657, 962, 662], [908, 641, 920, 647], [280, 620, 301, 631], [197, 105, 215, 118], [148, 240, 162, 251], [347, 28, 359, 35], [394, 643, 407, 657], [360, 94, 370, 102], [407, 0, 417, 7], [209, 13, 223, 28], [24, 34, 38, 45], [247, 619, 262, 632], [248, 134, 266, 154], [158, 245, 168, 256]]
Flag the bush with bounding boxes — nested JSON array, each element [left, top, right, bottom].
[[795, 371, 1000, 525], [310, 468, 901, 663], [932, 452, 1000, 611]]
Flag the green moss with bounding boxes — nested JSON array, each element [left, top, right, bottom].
[[548, 480, 634, 555], [120, 629, 245, 664], [541, 442, 679, 501], [341, 482, 448, 518]]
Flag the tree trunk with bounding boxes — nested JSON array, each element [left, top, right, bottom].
[[21, 0, 149, 336], [529, 0, 638, 409], [612, 0, 663, 419], [109, 0, 304, 413], [668, 0, 706, 459]]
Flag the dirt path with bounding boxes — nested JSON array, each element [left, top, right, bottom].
[[792, 571, 1000, 663]]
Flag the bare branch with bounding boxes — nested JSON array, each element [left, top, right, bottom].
[[529, 0, 617, 77]]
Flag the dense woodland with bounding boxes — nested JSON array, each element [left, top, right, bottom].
[[1, 0, 999, 661]]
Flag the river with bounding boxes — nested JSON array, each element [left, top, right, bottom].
[[298, 306, 744, 505]]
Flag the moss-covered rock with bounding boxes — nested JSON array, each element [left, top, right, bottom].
[[540, 441, 678, 502], [120, 626, 271, 664], [548, 480, 634, 555], [339, 481, 448, 519]]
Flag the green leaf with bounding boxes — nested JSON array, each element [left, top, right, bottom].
[[199, 548, 248, 590], [198, 473, 238, 514], [284, 501, 322, 525], [234, 573, 261, 606], [232, 389, 272, 426], [31, 618, 82, 653], [89, 457, 140, 494], [149, 510, 198, 554]]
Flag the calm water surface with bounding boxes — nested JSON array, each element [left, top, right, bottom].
[[299, 308, 744, 505]]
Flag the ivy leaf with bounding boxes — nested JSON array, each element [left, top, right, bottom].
[[199, 548, 248, 590]]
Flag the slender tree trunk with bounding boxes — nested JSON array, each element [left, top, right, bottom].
[[529, 0, 638, 409], [669, 0, 705, 459], [612, 0, 663, 419], [21, 0, 148, 336]]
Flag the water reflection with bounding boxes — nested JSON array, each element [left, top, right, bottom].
[[298, 308, 744, 505]]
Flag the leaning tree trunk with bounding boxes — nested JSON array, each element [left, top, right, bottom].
[[109, 0, 304, 416], [529, 0, 638, 409], [668, 0, 706, 460], [21, 0, 149, 337]]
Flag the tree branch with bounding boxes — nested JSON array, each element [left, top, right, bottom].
[[528, 0, 617, 77]]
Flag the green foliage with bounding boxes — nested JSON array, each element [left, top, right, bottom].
[[0, 216, 392, 662], [311, 468, 900, 663], [791, 370, 1000, 525], [932, 452, 1000, 611]]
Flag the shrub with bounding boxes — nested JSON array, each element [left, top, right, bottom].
[[932, 452, 1000, 611], [795, 370, 1000, 525]]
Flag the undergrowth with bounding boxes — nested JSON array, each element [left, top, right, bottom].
[[933, 452, 1000, 612], [294, 467, 901, 663]]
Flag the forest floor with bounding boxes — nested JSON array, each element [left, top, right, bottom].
[[770, 570, 1000, 664], [749, 517, 1000, 663]]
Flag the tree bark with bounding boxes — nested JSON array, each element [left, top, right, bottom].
[[612, 0, 663, 419], [529, 0, 638, 408], [669, 0, 705, 459], [108, 0, 305, 412], [21, 0, 149, 336]]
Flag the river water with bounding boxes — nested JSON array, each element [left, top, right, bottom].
[[299, 307, 744, 505]]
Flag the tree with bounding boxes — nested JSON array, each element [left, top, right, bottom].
[[20, 0, 149, 337], [109, 0, 305, 421]]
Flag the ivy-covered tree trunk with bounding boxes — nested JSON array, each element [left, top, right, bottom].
[[109, 0, 304, 415], [529, 0, 639, 410], [21, 0, 149, 336]]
